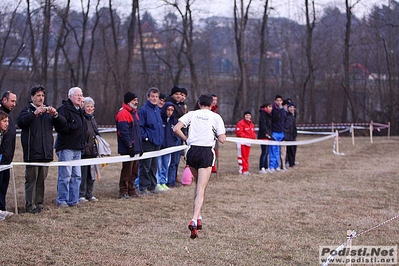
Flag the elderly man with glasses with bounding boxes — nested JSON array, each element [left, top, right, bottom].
[[54, 87, 87, 208]]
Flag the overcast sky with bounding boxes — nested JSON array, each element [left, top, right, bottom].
[[1, 0, 388, 24], [138, 0, 387, 24]]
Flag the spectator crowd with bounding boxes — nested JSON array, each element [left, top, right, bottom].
[[0, 87, 296, 239]]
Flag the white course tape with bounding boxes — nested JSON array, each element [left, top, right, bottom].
[[298, 130, 335, 135], [226, 132, 338, 146], [0, 164, 13, 172], [12, 145, 187, 167]]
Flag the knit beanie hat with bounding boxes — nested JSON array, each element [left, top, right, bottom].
[[243, 110, 252, 117], [170, 86, 182, 95], [124, 92, 137, 104]]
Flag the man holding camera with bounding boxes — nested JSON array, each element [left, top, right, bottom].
[[18, 86, 66, 213], [116, 92, 143, 199]]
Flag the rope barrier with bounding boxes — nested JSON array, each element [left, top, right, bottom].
[[11, 145, 187, 168], [321, 214, 399, 266], [226, 132, 338, 146], [321, 230, 356, 266]]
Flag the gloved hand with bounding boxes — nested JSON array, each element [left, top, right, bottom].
[[128, 146, 135, 157]]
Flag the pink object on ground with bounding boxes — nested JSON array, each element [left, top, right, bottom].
[[181, 165, 193, 185]]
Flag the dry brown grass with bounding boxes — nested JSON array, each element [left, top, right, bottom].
[[1, 134, 399, 265]]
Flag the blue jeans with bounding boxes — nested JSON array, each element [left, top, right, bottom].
[[56, 149, 82, 206], [259, 144, 269, 170], [156, 153, 171, 185], [167, 138, 182, 186], [269, 132, 284, 169]]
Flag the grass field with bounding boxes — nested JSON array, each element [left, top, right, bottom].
[[1, 133, 398, 265]]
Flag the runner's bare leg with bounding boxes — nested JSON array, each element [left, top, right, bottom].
[[190, 167, 211, 221]]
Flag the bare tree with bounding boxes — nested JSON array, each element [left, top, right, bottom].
[[123, 0, 139, 89], [233, 0, 252, 121], [341, 0, 360, 122], [26, 0, 40, 80], [155, 12, 186, 87], [51, 1, 71, 105], [137, 6, 150, 87], [163, 0, 199, 99], [41, 0, 51, 84], [0, 1, 28, 88], [303, 0, 316, 122], [257, 0, 269, 117]]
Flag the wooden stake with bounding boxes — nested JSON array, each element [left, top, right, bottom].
[[370, 121, 373, 144], [346, 229, 352, 266], [11, 167, 18, 214]]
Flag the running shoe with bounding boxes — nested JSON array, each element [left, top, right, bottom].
[[197, 218, 202, 230], [188, 221, 198, 239]]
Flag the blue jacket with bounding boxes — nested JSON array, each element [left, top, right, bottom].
[[116, 103, 143, 155], [139, 100, 164, 146], [161, 102, 178, 149]]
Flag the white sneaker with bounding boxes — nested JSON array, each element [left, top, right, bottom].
[[88, 196, 98, 202], [259, 168, 268, 174], [78, 197, 88, 203], [4, 211, 13, 217], [242, 172, 250, 176], [268, 168, 275, 173], [0, 210, 6, 220], [275, 168, 282, 172]]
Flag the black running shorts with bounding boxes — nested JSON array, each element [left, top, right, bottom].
[[186, 146, 215, 170]]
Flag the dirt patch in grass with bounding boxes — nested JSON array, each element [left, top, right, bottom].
[[1, 134, 399, 265]]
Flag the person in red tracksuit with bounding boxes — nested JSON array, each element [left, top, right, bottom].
[[235, 111, 256, 175]]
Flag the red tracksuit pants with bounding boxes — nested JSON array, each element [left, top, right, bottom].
[[237, 144, 251, 174]]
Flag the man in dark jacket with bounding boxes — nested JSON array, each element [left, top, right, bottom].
[[269, 94, 286, 172], [284, 102, 298, 167], [0, 91, 17, 214], [138, 87, 164, 195], [18, 86, 66, 213], [54, 87, 86, 207], [116, 92, 143, 199], [257, 103, 273, 174]]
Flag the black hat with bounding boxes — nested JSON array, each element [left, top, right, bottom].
[[159, 93, 166, 100], [124, 92, 137, 104], [288, 102, 296, 108], [180, 87, 188, 96], [282, 99, 289, 106], [170, 86, 182, 95], [243, 110, 252, 116]]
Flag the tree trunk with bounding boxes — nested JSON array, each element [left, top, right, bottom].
[[233, 0, 252, 122], [257, 0, 269, 121], [304, 0, 316, 123]]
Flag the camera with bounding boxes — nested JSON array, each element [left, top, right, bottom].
[[43, 107, 48, 111]]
